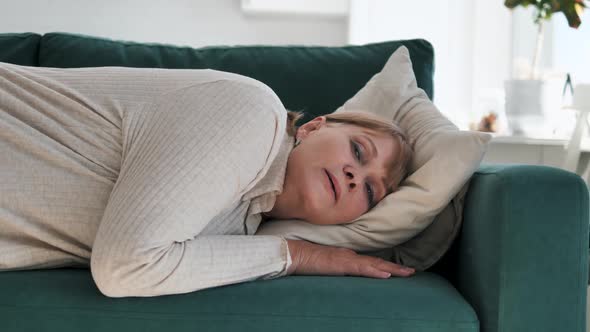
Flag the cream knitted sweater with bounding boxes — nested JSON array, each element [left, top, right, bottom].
[[0, 62, 294, 297]]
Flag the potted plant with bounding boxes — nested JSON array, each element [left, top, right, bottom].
[[503, 0, 587, 136]]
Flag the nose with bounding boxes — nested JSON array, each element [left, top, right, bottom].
[[344, 168, 361, 191]]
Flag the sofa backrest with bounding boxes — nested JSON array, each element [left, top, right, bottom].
[[0, 32, 41, 66], [0, 32, 434, 122]]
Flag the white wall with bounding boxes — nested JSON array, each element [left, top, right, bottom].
[[0, 0, 347, 47]]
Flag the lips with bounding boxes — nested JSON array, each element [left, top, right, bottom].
[[324, 169, 340, 202]]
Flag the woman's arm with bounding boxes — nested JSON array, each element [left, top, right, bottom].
[[90, 80, 292, 297]]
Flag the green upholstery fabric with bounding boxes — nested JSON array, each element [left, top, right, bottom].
[[0, 32, 41, 66], [0, 268, 478, 332], [37, 32, 434, 123], [439, 164, 589, 332]]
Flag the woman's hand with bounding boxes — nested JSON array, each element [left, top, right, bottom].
[[285, 239, 415, 279]]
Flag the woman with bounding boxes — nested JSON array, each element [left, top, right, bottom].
[[0, 62, 415, 298]]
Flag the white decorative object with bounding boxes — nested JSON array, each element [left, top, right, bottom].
[[562, 84, 590, 173], [504, 77, 564, 136]]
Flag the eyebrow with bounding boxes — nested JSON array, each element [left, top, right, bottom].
[[361, 134, 388, 199], [361, 134, 378, 159]]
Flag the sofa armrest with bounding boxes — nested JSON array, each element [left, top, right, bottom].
[[455, 164, 589, 332]]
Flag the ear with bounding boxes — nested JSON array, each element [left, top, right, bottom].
[[296, 116, 327, 140]]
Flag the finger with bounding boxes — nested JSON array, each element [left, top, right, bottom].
[[377, 261, 415, 277], [357, 255, 415, 278], [359, 265, 392, 279]]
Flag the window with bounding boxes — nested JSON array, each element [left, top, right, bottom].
[[551, 9, 590, 84], [348, 0, 512, 130]]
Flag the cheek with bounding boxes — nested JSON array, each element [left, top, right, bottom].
[[306, 138, 347, 164], [289, 163, 325, 217]]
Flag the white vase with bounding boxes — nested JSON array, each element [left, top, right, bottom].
[[504, 79, 563, 136]]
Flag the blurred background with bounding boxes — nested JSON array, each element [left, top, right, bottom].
[[1, 0, 588, 133]]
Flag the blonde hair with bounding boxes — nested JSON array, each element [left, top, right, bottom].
[[286, 110, 413, 195]]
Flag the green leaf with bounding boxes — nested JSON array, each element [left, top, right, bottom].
[[505, 0, 529, 9], [504, 0, 588, 28], [562, 6, 582, 27]]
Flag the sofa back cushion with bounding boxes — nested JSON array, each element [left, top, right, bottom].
[[0, 33, 41, 66], [38, 32, 434, 120]]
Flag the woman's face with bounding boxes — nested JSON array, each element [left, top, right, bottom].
[[278, 115, 397, 225]]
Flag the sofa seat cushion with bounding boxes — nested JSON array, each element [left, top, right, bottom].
[[0, 33, 41, 66], [0, 268, 478, 332], [37, 32, 433, 124]]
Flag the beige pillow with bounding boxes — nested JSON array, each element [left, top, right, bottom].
[[255, 46, 491, 256], [357, 179, 471, 271]]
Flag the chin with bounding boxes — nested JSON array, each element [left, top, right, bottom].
[[303, 216, 343, 226], [302, 218, 325, 225]]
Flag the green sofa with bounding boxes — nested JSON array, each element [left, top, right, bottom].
[[1, 32, 588, 332]]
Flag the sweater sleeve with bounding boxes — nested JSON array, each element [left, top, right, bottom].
[[90, 80, 292, 298]]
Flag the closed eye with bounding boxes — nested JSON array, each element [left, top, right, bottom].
[[351, 139, 375, 209]]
